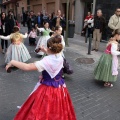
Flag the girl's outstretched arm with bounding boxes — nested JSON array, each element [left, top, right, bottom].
[[6, 60, 38, 71], [0, 35, 11, 40], [21, 33, 28, 39]]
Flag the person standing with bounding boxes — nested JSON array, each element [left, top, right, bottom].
[[94, 29, 120, 87], [0, 12, 8, 53], [27, 11, 36, 33], [35, 12, 43, 28], [6, 36, 76, 120], [92, 9, 106, 51], [108, 8, 120, 35], [22, 11, 27, 27], [6, 11, 16, 34], [52, 10, 66, 36], [47, 13, 53, 29]]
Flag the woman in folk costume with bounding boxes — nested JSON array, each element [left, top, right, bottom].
[[0, 26, 31, 65], [94, 29, 120, 87], [35, 21, 52, 56], [6, 36, 77, 120]]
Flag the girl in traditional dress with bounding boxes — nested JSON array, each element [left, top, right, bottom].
[[0, 26, 31, 65], [35, 21, 52, 56], [51, 26, 65, 57], [28, 27, 37, 46], [94, 29, 120, 87], [6, 36, 76, 120]]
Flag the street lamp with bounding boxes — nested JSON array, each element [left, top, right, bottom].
[[65, 0, 69, 46]]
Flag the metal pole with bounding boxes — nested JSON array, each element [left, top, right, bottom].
[[85, 28, 88, 43], [88, 34, 92, 55], [92, 0, 96, 15], [65, 0, 69, 46]]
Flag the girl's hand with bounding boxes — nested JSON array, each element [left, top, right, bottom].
[[40, 46, 47, 53], [6, 62, 12, 72]]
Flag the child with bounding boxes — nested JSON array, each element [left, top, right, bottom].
[[35, 21, 52, 56], [52, 26, 73, 75], [94, 29, 120, 87], [6, 36, 76, 120], [51, 26, 65, 57], [28, 27, 37, 46], [0, 26, 31, 65]]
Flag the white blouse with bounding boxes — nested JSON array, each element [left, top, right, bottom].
[[111, 43, 120, 55], [0, 33, 28, 40]]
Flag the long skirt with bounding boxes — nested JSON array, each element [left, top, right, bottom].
[[14, 84, 76, 120], [35, 35, 50, 55], [5, 43, 31, 64], [94, 53, 117, 82]]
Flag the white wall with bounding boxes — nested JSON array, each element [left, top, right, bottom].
[[75, 0, 85, 34]]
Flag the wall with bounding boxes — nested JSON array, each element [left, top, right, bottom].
[[75, 0, 85, 34]]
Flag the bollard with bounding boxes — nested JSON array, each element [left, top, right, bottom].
[[88, 34, 92, 55], [85, 28, 88, 43]]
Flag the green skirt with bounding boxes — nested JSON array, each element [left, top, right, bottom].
[[94, 54, 117, 82]]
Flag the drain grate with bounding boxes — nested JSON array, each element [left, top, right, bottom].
[[75, 58, 95, 64]]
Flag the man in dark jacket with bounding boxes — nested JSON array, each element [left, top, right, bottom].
[[52, 10, 66, 35], [35, 12, 43, 27], [92, 9, 106, 51], [27, 11, 36, 33]]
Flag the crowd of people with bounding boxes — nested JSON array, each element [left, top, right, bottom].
[[21, 10, 66, 35]]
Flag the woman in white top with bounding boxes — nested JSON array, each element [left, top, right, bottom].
[[94, 29, 120, 87]]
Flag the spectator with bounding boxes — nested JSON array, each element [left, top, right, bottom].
[[81, 12, 93, 36], [87, 15, 94, 37], [22, 11, 27, 27], [108, 8, 120, 35], [6, 11, 16, 34], [0, 12, 9, 53], [35, 12, 43, 27], [27, 11, 36, 33], [52, 10, 66, 36], [47, 13, 53, 29], [43, 12, 48, 22], [92, 9, 106, 52]]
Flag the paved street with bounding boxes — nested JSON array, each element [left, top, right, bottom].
[[0, 26, 120, 120]]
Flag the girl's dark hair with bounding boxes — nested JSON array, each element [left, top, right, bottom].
[[13, 26, 19, 33], [43, 21, 49, 25], [1, 12, 6, 19], [47, 35, 63, 54]]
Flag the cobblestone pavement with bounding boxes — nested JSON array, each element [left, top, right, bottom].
[[0, 26, 120, 120]]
